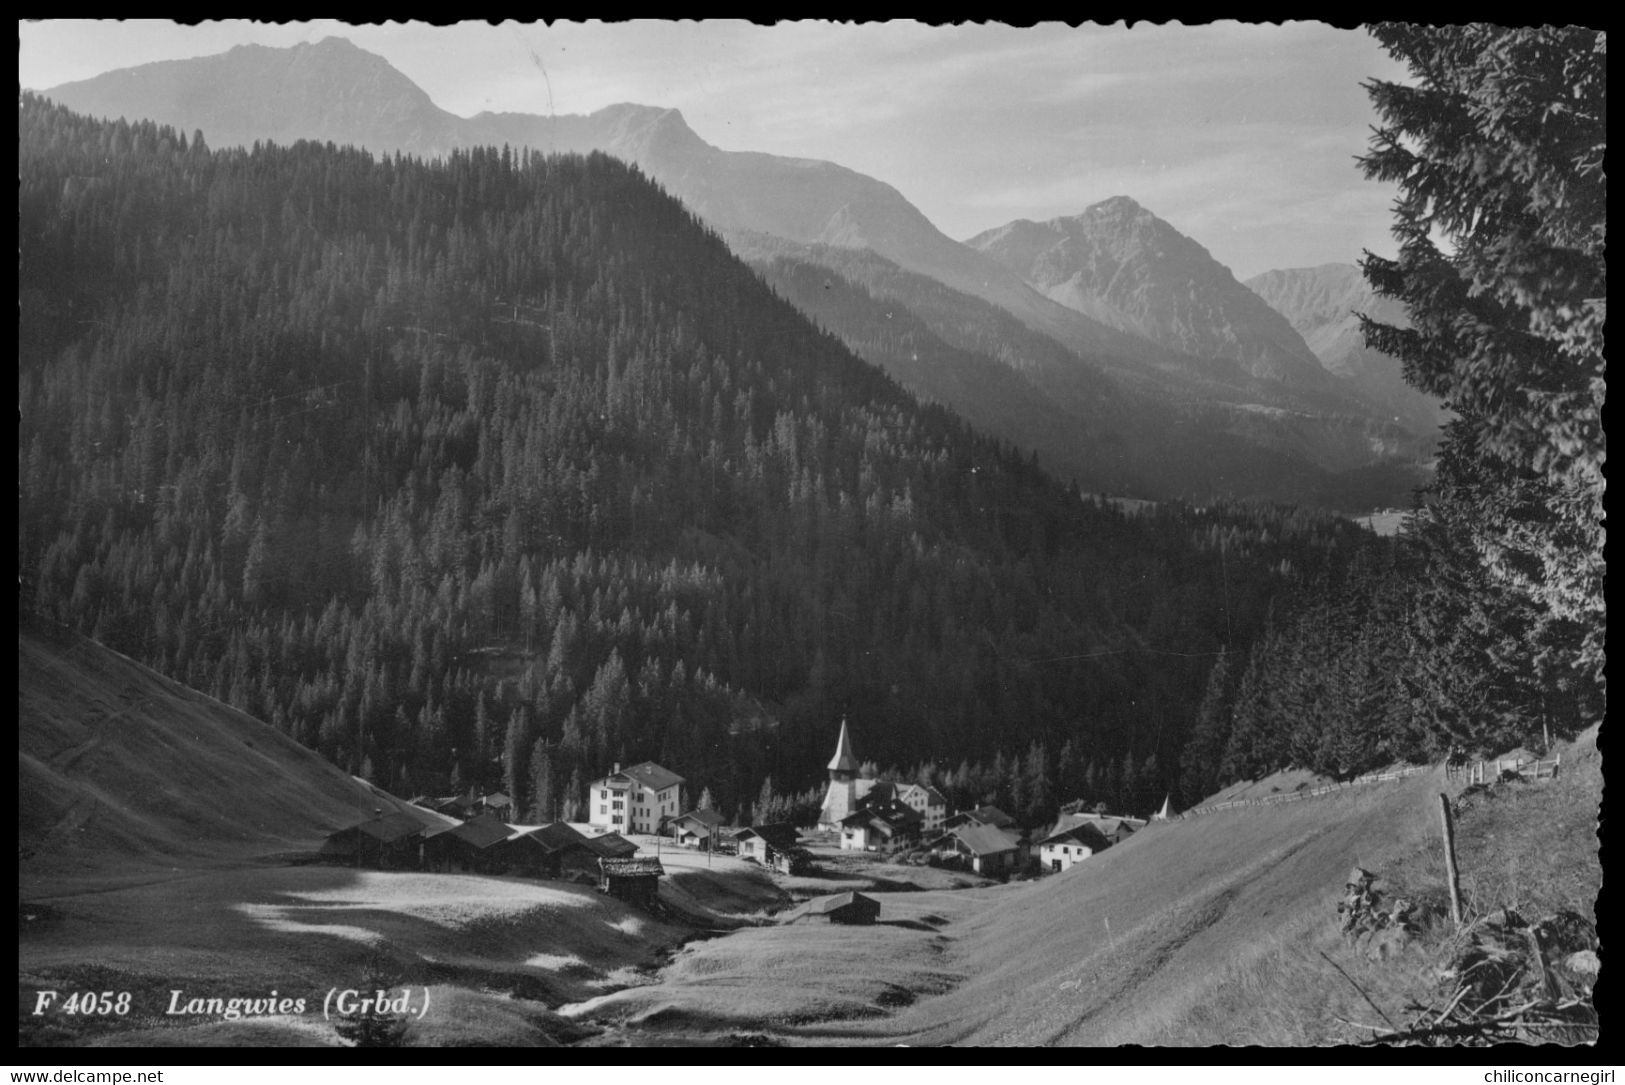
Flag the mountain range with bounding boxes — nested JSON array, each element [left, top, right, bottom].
[[1245, 263, 1447, 435], [41, 36, 1436, 508]]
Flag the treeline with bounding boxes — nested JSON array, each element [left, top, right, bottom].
[[22, 93, 1398, 821]]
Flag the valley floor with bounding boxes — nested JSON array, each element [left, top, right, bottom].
[[19, 730, 1598, 1048]]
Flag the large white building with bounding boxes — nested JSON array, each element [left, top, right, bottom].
[[587, 762, 685, 836]]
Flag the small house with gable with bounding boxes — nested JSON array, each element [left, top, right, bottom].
[[671, 808, 729, 849], [734, 823, 801, 866]]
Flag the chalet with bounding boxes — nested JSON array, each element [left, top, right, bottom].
[[671, 808, 729, 849], [499, 822, 598, 879], [944, 805, 1015, 832], [586, 831, 640, 860], [1063, 811, 1146, 845], [587, 762, 685, 836], [1036, 822, 1109, 874], [928, 822, 1023, 877], [319, 811, 426, 869], [782, 890, 881, 926], [839, 799, 923, 852], [734, 823, 801, 866], [896, 783, 949, 834], [431, 813, 514, 874], [480, 791, 514, 821], [598, 856, 665, 907]]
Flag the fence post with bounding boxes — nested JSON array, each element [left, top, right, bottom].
[[1439, 793, 1463, 929]]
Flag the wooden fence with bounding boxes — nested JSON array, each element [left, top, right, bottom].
[[1179, 749, 1563, 821], [1177, 763, 1432, 820], [1452, 753, 1561, 787]]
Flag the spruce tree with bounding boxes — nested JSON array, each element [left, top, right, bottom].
[[1358, 25, 1606, 737]]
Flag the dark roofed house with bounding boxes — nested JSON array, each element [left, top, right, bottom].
[[500, 821, 597, 879], [929, 822, 1023, 877], [599, 856, 665, 907], [783, 890, 881, 926], [320, 811, 428, 869], [734, 823, 801, 867], [671, 808, 729, 849], [839, 799, 923, 853], [945, 805, 1015, 831], [1037, 821, 1112, 873], [586, 831, 640, 860], [429, 813, 515, 874]]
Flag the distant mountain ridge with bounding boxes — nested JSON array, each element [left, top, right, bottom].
[[44, 38, 1154, 373], [1244, 263, 1447, 434], [40, 37, 1429, 508], [967, 197, 1334, 391]]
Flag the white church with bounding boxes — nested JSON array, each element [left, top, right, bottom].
[[817, 719, 947, 834]]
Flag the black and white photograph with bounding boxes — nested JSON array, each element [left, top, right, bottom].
[[17, 19, 1603, 1053]]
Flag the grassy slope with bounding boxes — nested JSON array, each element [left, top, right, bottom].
[[17, 624, 787, 1047], [19, 622, 419, 893]]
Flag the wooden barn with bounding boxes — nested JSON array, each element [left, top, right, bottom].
[[500, 822, 598, 879], [928, 822, 1023, 877], [598, 856, 665, 907], [319, 811, 425, 869], [587, 831, 639, 860], [427, 813, 514, 874], [783, 891, 881, 926]]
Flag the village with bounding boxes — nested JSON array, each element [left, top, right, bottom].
[[320, 718, 1158, 923]]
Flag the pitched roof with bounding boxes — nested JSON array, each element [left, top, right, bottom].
[[736, 822, 800, 852], [899, 783, 948, 807], [510, 821, 593, 854], [972, 805, 1015, 828], [1038, 823, 1109, 848], [782, 890, 880, 922], [674, 808, 729, 830], [950, 823, 1022, 857], [585, 832, 639, 859], [827, 718, 859, 773], [621, 761, 685, 792], [599, 857, 665, 878], [845, 799, 922, 831], [810, 890, 878, 914], [444, 814, 513, 849], [349, 811, 425, 844], [482, 791, 512, 806]]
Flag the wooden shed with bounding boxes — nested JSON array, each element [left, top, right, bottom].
[[784, 890, 881, 926], [319, 811, 426, 869], [598, 856, 665, 907], [500, 821, 598, 879], [428, 813, 514, 874]]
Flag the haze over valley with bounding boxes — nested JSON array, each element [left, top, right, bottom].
[[18, 22, 1600, 1052]]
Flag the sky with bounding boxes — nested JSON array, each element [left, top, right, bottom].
[[18, 19, 1412, 280]]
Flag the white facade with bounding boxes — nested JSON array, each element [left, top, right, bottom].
[[587, 762, 684, 835], [897, 784, 947, 833], [1040, 839, 1095, 873]]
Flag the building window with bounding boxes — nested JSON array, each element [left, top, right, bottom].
[[599, 805, 607, 815]]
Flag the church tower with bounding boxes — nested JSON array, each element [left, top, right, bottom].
[[817, 717, 861, 830]]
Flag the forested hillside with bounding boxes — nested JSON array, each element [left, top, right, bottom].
[[21, 93, 1400, 822]]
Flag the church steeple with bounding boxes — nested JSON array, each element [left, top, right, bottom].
[[827, 716, 858, 777], [818, 717, 861, 830]]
